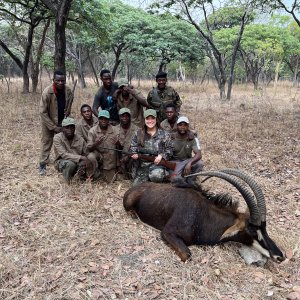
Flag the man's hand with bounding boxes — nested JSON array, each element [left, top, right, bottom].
[[54, 126, 62, 133], [154, 154, 163, 165], [131, 153, 139, 160], [184, 162, 192, 176]]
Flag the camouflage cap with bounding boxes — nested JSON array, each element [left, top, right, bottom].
[[98, 110, 110, 119], [119, 107, 131, 115], [144, 109, 157, 118], [118, 78, 129, 87], [62, 117, 76, 127]]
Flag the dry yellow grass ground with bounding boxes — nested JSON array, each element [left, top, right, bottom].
[[0, 78, 299, 300]]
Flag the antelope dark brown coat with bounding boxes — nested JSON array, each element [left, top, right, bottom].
[[123, 180, 285, 263]]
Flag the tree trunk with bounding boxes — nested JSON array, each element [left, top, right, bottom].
[[87, 50, 99, 86], [112, 44, 124, 80], [31, 19, 51, 93], [50, 0, 73, 72]]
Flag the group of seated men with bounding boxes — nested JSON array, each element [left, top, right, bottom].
[[39, 69, 203, 185]]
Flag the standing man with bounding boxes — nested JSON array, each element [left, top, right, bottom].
[[87, 110, 119, 182], [92, 69, 119, 125], [76, 104, 98, 142], [39, 70, 73, 175], [53, 117, 92, 183], [170, 116, 204, 186], [115, 108, 138, 178], [113, 78, 149, 127], [147, 71, 182, 122]]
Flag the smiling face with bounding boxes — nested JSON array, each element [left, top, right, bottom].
[[156, 77, 167, 90], [177, 122, 189, 135], [145, 116, 157, 129]]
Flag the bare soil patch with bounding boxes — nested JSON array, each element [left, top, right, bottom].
[[0, 79, 299, 299]]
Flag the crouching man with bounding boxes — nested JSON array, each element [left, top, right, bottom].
[[53, 117, 92, 183], [170, 116, 204, 186], [86, 110, 119, 182]]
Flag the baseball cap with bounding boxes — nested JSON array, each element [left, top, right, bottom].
[[144, 109, 157, 118], [62, 117, 76, 127], [118, 78, 129, 87], [177, 116, 189, 124], [119, 107, 131, 115], [98, 110, 110, 119]]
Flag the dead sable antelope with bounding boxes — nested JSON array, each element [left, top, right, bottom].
[[123, 169, 285, 262]]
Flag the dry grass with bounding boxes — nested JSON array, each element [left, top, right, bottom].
[[0, 78, 299, 300]]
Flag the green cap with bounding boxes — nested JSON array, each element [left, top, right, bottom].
[[119, 107, 131, 115], [118, 78, 129, 87], [144, 109, 157, 118], [98, 110, 110, 119], [62, 117, 76, 127]]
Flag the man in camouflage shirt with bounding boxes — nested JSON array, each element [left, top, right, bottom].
[[130, 109, 173, 186], [87, 110, 119, 182], [76, 104, 98, 142], [169, 116, 203, 186], [147, 71, 182, 122], [53, 117, 92, 183]]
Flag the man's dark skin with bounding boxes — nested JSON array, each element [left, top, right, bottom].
[[165, 106, 178, 129], [87, 117, 119, 152], [81, 106, 93, 126], [119, 112, 131, 129], [53, 74, 66, 133], [177, 122, 202, 176], [92, 73, 113, 116], [157, 77, 167, 90], [114, 85, 148, 107], [62, 124, 90, 173]]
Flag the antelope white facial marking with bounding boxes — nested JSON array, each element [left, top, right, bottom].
[[252, 240, 270, 258]]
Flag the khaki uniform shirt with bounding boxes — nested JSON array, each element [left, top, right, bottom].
[[171, 131, 201, 161], [160, 118, 177, 133], [116, 123, 138, 152], [53, 132, 87, 163], [117, 91, 148, 127], [40, 84, 73, 130], [87, 124, 119, 170], [76, 116, 98, 142], [147, 85, 182, 122]]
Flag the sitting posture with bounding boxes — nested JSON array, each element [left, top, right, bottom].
[[170, 116, 203, 186], [87, 110, 119, 182], [130, 109, 173, 186], [123, 169, 285, 263], [53, 117, 92, 183], [76, 104, 98, 142], [115, 108, 138, 179]]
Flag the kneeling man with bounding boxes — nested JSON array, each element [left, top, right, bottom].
[[53, 117, 92, 183], [170, 116, 203, 185]]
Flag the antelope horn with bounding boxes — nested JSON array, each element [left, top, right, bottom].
[[221, 169, 266, 222], [187, 171, 261, 226]]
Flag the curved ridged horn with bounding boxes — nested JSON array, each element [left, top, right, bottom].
[[187, 171, 261, 226], [221, 169, 266, 222]]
